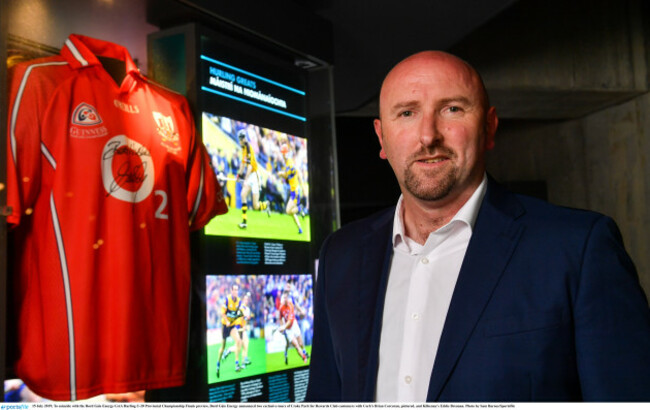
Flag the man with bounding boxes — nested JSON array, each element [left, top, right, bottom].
[[216, 284, 244, 377], [305, 51, 650, 402], [236, 129, 270, 229], [212, 147, 233, 207], [278, 143, 305, 234], [276, 291, 309, 365], [223, 292, 253, 367]]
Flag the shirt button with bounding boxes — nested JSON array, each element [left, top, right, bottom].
[[412, 313, 419, 320], [405, 376, 412, 384], [421, 257, 429, 264]]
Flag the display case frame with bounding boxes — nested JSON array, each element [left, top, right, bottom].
[[146, 22, 338, 402]]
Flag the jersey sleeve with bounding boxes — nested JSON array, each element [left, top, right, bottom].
[[6, 63, 48, 227], [182, 101, 228, 230]]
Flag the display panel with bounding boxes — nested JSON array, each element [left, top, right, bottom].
[[203, 114, 310, 242], [193, 28, 315, 403], [206, 274, 313, 384], [200, 54, 306, 124], [199, 34, 307, 139]]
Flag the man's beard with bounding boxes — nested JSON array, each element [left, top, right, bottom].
[[402, 146, 458, 201]]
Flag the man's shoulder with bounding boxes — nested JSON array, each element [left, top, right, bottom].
[[491, 188, 626, 251], [320, 207, 394, 256], [332, 207, 395, 240], [514, 192, 607, 228], [487, 178, 608, 229]]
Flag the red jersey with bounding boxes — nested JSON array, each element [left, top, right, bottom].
[[279, 301, 296, 327], [6, 34, 227, 400]]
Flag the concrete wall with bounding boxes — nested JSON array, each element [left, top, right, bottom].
[[451, 0, 650, 297], [451, 0, 649, 120], [487, 91, 650, 295]]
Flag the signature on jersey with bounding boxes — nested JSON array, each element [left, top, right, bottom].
[[102, 139, 151, 160], [106, 161, 149, 196]]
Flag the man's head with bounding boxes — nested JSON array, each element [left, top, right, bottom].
[[374, 51, 498, 208], [231, 284, 240, 297], [281, 291, 290, 305], [280, 143, 290, 158], [238, 130, 247, 146]]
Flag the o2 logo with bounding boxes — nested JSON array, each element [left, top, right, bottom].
[[101, 135, 169, 219], [72, 102, 102, 126]]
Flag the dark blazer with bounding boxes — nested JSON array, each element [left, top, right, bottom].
[[306, 178, 650, 402]]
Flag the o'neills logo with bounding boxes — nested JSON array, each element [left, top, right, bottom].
[[114, 99, 140, 114], [70, 102, 108, 138]]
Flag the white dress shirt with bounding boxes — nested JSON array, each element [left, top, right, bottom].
[[375, 174, 487, 402]]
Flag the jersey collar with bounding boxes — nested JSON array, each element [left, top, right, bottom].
[[62, 34, 141, 93]]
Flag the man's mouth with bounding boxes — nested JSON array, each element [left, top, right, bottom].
[[419, 157, 447, 164]]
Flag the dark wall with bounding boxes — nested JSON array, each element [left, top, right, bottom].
[[335, 117, 401, 226]]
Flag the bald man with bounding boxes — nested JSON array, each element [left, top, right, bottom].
[[305, 51, 650, 402]]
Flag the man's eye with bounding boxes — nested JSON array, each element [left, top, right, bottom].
[[399, 110, 413, 117], [447, 106, 462, 113]]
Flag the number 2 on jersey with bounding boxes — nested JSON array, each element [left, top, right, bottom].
[[155, 190, 169, 220]]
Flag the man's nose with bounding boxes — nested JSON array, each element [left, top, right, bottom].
[[419, 112, 442, 147]]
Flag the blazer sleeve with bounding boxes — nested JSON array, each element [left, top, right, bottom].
[[574, 215, 650, 401], [306, 234, 342, 401]]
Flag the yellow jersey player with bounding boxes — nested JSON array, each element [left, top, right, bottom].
[[216, 284, 244, 377], [237, 130, 270, 229], [278, 144, 305, 234], [223, 292, 253, 367]]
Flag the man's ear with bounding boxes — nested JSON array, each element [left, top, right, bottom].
[[484, 106, 498, 151], [374, 118, 387, 159]]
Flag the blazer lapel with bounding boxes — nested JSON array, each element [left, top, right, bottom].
[[427, 180, 526, 401], [357, 209, 395, 401]]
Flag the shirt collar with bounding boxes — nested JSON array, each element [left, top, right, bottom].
[[392, 173, 488, 249], [61, 34, 141, 93]]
